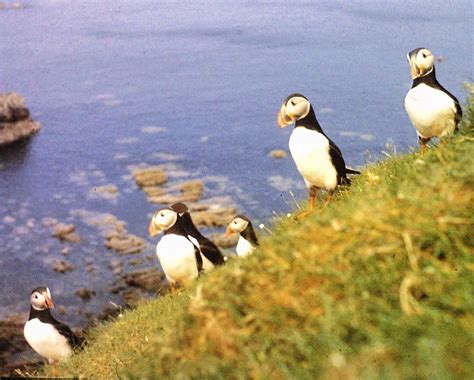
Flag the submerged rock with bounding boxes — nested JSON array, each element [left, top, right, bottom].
[[75, 288, 96, 300], [53, 259, 74, 273], [71, 209, 148, 255], [190, 206, 237, 227], [89, 184, 119, 200], [50, 222, 81, 243], [269, 149, 288, 159], [0, 93, 41, 146], [105, 234, 147, 255]]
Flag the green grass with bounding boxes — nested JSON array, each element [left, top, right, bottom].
[[43, 94, 473, 379]]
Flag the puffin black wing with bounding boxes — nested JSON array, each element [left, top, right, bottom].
[[241, 223, 259, 247], [327, 139, 350, 185], [436, 84, 463, 126], [180, 212, 225, 266], [53, 320, 83, 349], [198, 239, 225, 265]]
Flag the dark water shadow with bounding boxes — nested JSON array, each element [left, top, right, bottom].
[[0, 138, 32, 170]]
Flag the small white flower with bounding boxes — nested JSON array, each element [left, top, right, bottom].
[[287, 213, 291, 218], [259, 223, 265, 229]]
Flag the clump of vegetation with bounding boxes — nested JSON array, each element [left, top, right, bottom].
[[44, 94, 473, 379]]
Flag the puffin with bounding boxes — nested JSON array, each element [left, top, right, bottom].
[[149, 207, 213, 287], [23, 287, 82, 363], [277, 93, 360, 209], [170, 202, 225, 266], [226, 215, 259, 257], [404, 48, 462, 153]]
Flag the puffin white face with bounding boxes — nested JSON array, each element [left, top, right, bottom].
[[226, 216, 249, 235], [278, 94, 311, 128], [30, 287, 54, 310], [149, 208, 178, 237], [407, 48, 434, 79]]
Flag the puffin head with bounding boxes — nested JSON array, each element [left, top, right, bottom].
[[407, 48, 434, 79], [226, 215, 251, 236], [148, 208, 178, 237], [277, 93, 311, 128], [30, 287, 54, 310]]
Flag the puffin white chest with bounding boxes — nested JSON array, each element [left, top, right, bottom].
[[404, 83, 457, 138], [289, 127, 338, 190], [156, 234, 199, 284], [24, 318, 72, 361], [236, 236, 255, 257]]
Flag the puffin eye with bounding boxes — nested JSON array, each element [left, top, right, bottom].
[[290, 100, 296, 106], [422, 52, 427, 58], [234, 220, 238, 224], [160, 212, 164, 217], [34, 295, 38, 299]]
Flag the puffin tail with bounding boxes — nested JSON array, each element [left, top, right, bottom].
[[345, 167, 361, 175]]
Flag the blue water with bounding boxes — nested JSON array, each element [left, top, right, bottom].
[[0, 0, 472, 324]]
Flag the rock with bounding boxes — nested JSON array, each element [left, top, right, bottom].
[[95, 304, 122, 322], [51, 223, 81, 243], [121, 288, 147, 307], [51, 222, 74, 236], [123, 269, 166, 292], [178, 180, 204, 198], [147, 193, 199, 205], [132, 166, 168, 187], [190, 206, 237, 227], [53, 259, 74, 273], [142, 186, 166, 197], [147, 180, 205, 204], [270, 149, 288, 159], [105, 234, 147, 255], [0, 93, 41, 146], [211, 233, 238, 248], [42, 216, 59, 227], [75, 288, 96, 300]]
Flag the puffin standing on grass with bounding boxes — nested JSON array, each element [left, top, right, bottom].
[[171, 202, 225, 266], [149, 207, 213, 287], [24, 287, 82, 363], [226, 215, 259, 257], [277, 93, 360, 210], [404, 48, 462, 153]]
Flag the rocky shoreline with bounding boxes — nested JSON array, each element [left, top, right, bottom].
[[0, 93, 41, 146]]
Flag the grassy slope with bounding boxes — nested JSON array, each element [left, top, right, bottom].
[[45, 96, 473, 379]]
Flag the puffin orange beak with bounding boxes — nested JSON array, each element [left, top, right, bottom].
[[44, 294, 54, 309], [225, 225, 234, 237], [149, 220, 159, 237]]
